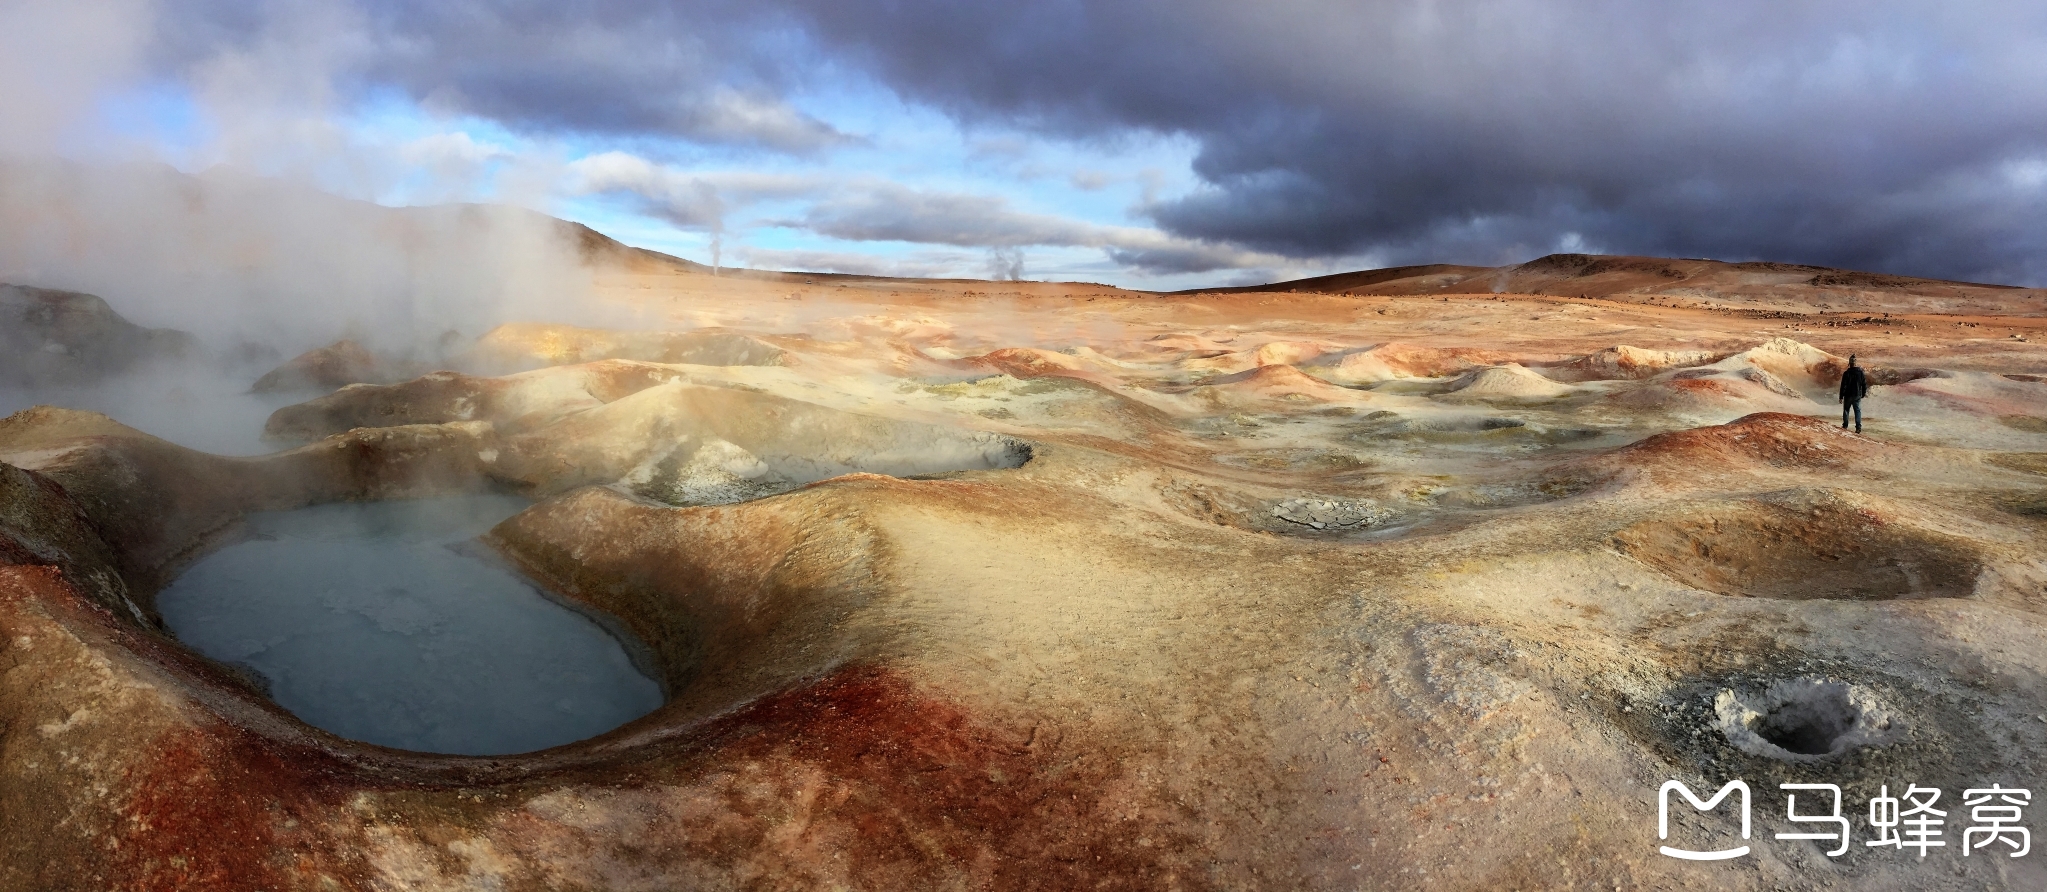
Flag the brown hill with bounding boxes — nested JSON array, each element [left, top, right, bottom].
[[1191, 253, 2046, 316]]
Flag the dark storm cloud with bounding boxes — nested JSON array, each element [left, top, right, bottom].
[[150, 0, 852, 153], [786, 180, 1282, 273], [797, 182, 1094, 248], [761, 0, 2047, 283], [145, 0, 2047, 283]]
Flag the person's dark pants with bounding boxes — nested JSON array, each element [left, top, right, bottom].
[[1842, 400, 1862, 431]]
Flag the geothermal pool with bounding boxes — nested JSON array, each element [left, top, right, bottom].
[[157, 495, 664, 755]]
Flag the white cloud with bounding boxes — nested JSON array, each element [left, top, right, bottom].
[[730, 245, 983, 278], [2004, 156, 2047, 190], [400, 131, 511, 166], [681, 88, 856, 154], [568, 153, 1294, 275]]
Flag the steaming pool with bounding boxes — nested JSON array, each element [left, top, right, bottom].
[[157, 495, 663, 755]]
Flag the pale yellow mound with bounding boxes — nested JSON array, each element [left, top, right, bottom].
[[1441, 363, 1574, 399]]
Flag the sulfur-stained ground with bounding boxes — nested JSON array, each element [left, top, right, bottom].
[[3, 269, 2046, 890]]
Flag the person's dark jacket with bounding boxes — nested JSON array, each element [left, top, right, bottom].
[[1839, 366, 1870, 403]]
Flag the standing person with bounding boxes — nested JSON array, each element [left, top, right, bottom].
[[1840, 355, 1870, 433]]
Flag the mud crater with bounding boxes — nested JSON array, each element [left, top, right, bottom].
[[156, 495, 665, 755], [1714, 678, 1900, 761], [1615, 659, 1980, 798], [1613, 493, 1982, 600]]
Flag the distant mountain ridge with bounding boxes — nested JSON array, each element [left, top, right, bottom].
[[1187, 254, 2044, 316]]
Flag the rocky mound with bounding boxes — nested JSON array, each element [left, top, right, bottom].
[[1548, 345, 1719, 381], [1201, 364, 1365, 406], [1181, 340, 1341, 375], [1440, 364, 1573, 400], [1305, 342, 1525, 385], [263, 361, 677, 442], [1588, 339, 1851, 419], [1, 284, 196, 386], [966, 347, 1093, 379], [1603, 412, 1883, 478], [1133, 332, 1235, 357], [1705, 337, 1845, 391], [1604, 372, 1810, 419], [496, 380, 1031, 500], [470, 323, 788, 372], [250, 339, 407, 393]]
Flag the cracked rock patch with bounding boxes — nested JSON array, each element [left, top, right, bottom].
[[1270, 497, 1392, 530]]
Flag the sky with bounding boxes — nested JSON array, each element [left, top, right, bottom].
[[6, 0, 2047, 289]]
